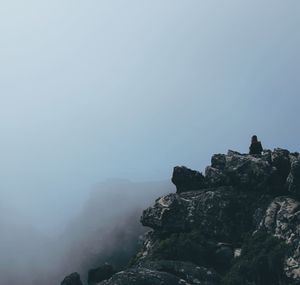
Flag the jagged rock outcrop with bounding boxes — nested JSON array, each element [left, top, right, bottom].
[[135, 148, 300, 284], [61, 272, 83, 285], [205, 151, 275, 191], [172, 166, 206, 193], [61, 148, 300, 285], [141, 187, 271, 241], [172, 149, 297, 195]]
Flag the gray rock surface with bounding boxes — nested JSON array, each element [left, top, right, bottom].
[[136, 260, 221, 285], [141, 187, 270, 241], [172, 148, 300, 195], [98, 268, 190, 285], [259, 196, 300, 283], [205, 151, 275, 191]]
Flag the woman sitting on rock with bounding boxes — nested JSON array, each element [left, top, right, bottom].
[[249, 135, 263, 155]]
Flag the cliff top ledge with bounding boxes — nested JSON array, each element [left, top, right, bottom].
[[63, 147, 300, 285]]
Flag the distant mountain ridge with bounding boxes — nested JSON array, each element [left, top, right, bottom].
[[62, 148, 300, 285]]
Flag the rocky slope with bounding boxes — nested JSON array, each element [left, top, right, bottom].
[[62, 148, 300, 285]]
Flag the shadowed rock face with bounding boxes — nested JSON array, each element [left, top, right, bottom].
[[271, 149, 292, 190], [61, 148, 300, 285], [287, 159, 300, 197], [88, 264, 115, 285], [172, 166, 206, 193], [259, 197, 300, 283], [61, 272, 82, 285]]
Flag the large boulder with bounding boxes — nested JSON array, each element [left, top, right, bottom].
[[172, 166, 206, 193], [205, 151, 275, 191], [98, 268, 189, 285], [61, 273, 83, 285], [259, 197, 300, 284], [141, 187, 270, 241]]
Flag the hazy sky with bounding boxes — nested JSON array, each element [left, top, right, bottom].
[[0, 0, 299, 233]]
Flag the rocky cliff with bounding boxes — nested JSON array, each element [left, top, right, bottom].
[[62, 148, 300, 285]]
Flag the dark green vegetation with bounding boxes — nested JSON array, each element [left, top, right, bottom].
[[141, 229, 289, 284], [151, 231, 216, 267], [223, 231, 289, 285]]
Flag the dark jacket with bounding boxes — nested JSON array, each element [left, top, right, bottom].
[[249, 141, 263, 155]]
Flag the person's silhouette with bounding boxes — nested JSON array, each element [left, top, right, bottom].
[[249, 135, 263, 155]]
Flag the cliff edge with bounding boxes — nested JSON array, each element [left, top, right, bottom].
[[63, 148, 300, 285]]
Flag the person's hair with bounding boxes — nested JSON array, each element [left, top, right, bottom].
[[251, 135, 258, 143]]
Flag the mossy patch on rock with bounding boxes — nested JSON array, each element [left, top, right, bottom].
[[222, 231, 289, 285], [150, 230, 216, 267]]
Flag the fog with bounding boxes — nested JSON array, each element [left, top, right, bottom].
[[0, 0, 299, 284], [0, 179, 173, 284]]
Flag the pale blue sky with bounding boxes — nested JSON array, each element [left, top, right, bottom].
[[0, 0, 299, 233]]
